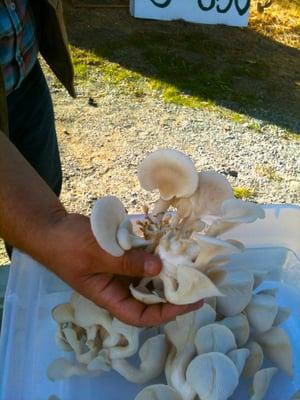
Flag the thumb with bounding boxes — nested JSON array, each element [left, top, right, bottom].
[[120, 248, 162, 277]]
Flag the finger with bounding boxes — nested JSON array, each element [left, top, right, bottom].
[[119, 248, 162, 277], [109, 297, 204, 327], [78, 273, 203, 327]]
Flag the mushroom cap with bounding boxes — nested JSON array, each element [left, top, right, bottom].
[[137, 149, 199, 200], [242, 341, 264, 380], [227, 348, 250, 376], [221, 198, 265, 223], [251, 367, 278, 400], [47, 358, 89, 381], [218, 314, 250, 347], [186, 352, 239, 400], [135, 384, 182, 400], [245, 293, 278, 333], [194, 323, 237, 355], [52, 303, 74, 324], [112, 334, 168, 384], [91, 196, 127, 257], [195, 171, 234, 216], [256, 327, 293, 376]]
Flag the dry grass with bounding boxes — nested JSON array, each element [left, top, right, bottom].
[[250, 0, 300, 48]]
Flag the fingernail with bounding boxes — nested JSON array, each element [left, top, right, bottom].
[[145, 259, 159, 276]]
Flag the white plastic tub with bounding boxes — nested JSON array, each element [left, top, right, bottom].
[[0, 205, 300, 400]]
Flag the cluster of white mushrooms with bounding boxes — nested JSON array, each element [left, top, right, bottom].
[[48, 149, 297, 400]]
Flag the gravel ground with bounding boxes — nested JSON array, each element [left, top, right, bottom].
[[0, 67, 299, 265]]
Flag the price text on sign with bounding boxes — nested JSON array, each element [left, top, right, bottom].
[[131, 0, 251, 27], [150, 0, 250, 15]]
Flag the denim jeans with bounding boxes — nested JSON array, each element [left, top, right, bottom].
[[5, 61, 62, 258], [7, 61, 62, 196]]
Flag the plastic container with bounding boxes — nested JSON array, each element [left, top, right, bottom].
[[0, 205, 300, 400]]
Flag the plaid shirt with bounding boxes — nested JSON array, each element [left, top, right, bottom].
[[0, 0, 38, 93]]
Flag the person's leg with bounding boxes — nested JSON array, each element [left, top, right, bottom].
[[5, 61, 62, 258], [7, 61, 62, 196]]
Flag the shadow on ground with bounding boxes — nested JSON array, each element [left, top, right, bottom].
[[64, 0, 300, 133]]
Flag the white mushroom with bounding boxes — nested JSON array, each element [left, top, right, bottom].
[[135, 384, 182, 400], [217, 314, 250, 347], [186, 352, 239, 400], [47, 358, 89, 381], [194, 323, 237, 355], [72, 294, 114, 337], [215, 268, 254, 316], [162, 264, 222, 305], [255, 327, 293, 376], [242, 341, 264, 380], [138, 149, 199, 201], [165, 305, 216, 351], [169, 171, 234, 231], [107, 318, 141, 359], [191, 233, 242, 271], [116, 215, 150, 250], [164, 306, 216, 400], [90, 196, 127, 256], [250, 367, 278, 400], [245, 293, 278, 333], [227, 348, 250, 376], [273, 306, 291, 326], [52, 303, 74, 324], [111, 334, 168, 384], [130, 277, 167, 304], [165, 343, 196, 400], [206, 199, 265, 237]]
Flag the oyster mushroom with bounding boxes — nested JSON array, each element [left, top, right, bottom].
[[191, 233, 242, 271], [227, 348, 250, 376], [250, 367, 278, 400], [242, 341, 264, 380], [72, 294, 114, 339], [186, 352, 239, 400], [135, 384, 182, 400], [245, 293, 278, 333], [107, 318, 142, 359], [215, 267, 254, 316], [164, 306, 216, 400], [116, 215, 150, 250], [111, 334, 168, 384], [217, 314, 250, 347], [138, 149, 199, 201], [47, 358, 89, 381], [255, 327, 293, 376], [194, 323, 237, 355], [168, 171, 234, 231], [273, 306, 291, 326], [90, 196, 127, 256], [130, 235, 222, 305], [206, 199, 265, 237], [52, 303, 74, 324]]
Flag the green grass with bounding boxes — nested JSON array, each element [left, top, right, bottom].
[[70, 26, 267, 111], [234, 186, 257, 200]]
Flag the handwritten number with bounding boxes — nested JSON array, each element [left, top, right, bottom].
[[150, 0, 172, 7], [150, 0, 250, 15], [216, 0, 233, 13], [198, 0, 215, 11], [235, 0, 250, 15]]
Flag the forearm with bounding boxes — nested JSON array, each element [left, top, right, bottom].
[[0, 130, 67, 262]]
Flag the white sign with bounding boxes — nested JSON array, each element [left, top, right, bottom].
[[130, 0, 250, 27]]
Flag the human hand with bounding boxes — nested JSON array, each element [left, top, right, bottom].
[[41, 213, 203, 327]]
